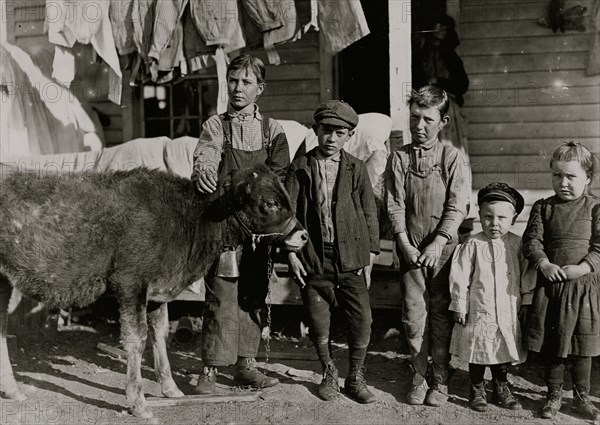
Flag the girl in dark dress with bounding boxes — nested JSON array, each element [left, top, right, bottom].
[[522, 141, 600, 421]]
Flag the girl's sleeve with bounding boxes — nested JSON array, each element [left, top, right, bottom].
[[522, 199, 548, 265], [581, 201, 600, 271], [449, 241, 474, 314]]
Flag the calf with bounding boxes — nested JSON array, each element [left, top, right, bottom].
[[0, 164, 307, 418]]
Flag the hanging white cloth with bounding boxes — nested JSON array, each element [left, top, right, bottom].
[[1, 42, 101, 157], [46, 0, 122, 104]]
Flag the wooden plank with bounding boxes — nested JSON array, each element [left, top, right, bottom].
[[468, 138, 600, 155], [97, 342, 126, 360], [266, 64, 320, 81], [471, 154, 600, 174], [460, 2, 546, 23], [464, 85, 600, 107], [461, 0, 546, 4], [147, 393, 259, 406], [256, 351, 319, 361], [463, 52, 587, 74], [473, 171, 600, 190], [465, 104, 600, 124], [461, 34, 591, 56], [469, 121, 600, 139], [462, 20, 595, 40], [263, 80, 320, 95], [250, 47, 319, 65], [258, 94, 320, 112], [469, 70, 600, 89], [262, 110, 314, 125]]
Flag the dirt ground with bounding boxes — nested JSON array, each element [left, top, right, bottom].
[[1, 306, 599, 425]]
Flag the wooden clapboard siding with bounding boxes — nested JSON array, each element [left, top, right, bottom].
[[252, 32, 322, 127], [464, 52, 588, 74], [462, 34, 592, 56], [460, 0, 600, 225], [469, 138, 600, 155], [467, 104, 600, 123], [464, 85, 600, 106]]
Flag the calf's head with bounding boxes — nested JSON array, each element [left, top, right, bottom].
[[227, 164, 307, 251]]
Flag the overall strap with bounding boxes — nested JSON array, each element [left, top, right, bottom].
[[261, 116, 271, 149], [218, 113, 232, 150], [438, 144, 449, 188]]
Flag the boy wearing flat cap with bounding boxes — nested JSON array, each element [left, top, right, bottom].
[[449, 182, 534, 412], [285, 100, 380, 404]]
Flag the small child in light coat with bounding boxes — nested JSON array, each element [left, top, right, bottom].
[[449, 182, 534, 412]]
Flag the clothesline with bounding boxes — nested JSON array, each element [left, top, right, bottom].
[[44, 0, 371, 107]]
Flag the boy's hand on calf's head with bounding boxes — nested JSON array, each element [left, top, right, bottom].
[[196, 171, 218, 194]]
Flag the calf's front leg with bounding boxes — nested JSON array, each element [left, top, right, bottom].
[[0, 276, 26, 401], [148, 302, 183, 398], [119, 296, 153, 418]]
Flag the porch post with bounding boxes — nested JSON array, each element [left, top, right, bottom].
[[389, 0, 412, 150]]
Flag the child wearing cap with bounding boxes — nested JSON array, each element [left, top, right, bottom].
[[449, 182, 532, 412], [285, 100, 380, 404], [191, 54, 289, 394], [384, 85, 470, 406]]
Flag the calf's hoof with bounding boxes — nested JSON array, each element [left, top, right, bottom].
[[162, 387, 184, 398], [2, 390, 27, 401], [130, 404, 153, 419]]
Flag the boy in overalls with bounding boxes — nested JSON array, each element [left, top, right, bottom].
[[191, 55, 290, 394], [384, 85, 469, 406]]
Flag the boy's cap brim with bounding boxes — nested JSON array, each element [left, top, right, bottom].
[[314, 100, 359, 129]]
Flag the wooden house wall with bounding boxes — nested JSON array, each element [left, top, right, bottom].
[[460, 0, 600, 234], [7, 1, 326, 145]]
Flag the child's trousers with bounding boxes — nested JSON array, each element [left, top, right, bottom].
[[301, 244, 372, 366], [399, 244, 455, 384]]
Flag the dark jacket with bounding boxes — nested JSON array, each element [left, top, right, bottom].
[[285, 148, 379, 274]]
